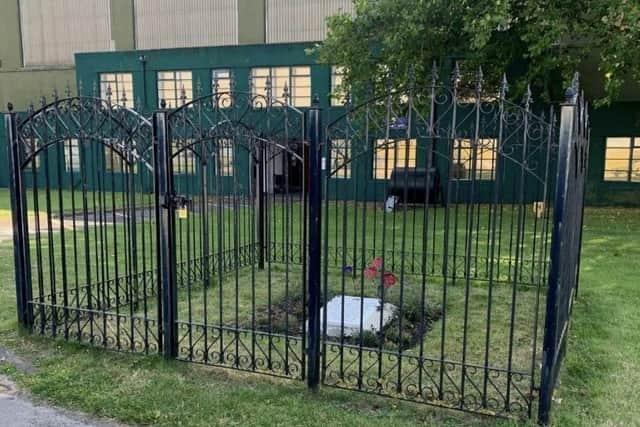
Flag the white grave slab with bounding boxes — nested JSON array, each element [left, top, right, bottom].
[[321, 295, 397, 337]]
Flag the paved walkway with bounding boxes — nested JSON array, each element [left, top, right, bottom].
[[0, 346, 121, 427], [0, 375, 123, 427]]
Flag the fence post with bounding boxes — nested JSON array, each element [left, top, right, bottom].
[[306, 97, 323, 390], [538, 85, 578, 425], [6, 104, 33, 329], [257, 141, 266, 269], [153, 108, 178, 359]]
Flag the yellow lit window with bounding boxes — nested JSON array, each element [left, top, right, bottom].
[[331, 66, 347, 106], [212, 69, 232, 107], [251, 66, 311, 107], [330, 139, 351, 178], [100, 73, 134, 106], [157, 71, 193, 108], [452, 138, 497, 180], [373, 139, 417, 179], [604, 137, 640, 182]]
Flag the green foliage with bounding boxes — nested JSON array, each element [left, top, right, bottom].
[[312, 0, 640, 104]]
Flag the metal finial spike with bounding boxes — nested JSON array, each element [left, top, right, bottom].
[[106, 84, 112, 100], [283, 81, 289, 101], [312, 94, 320, 107], [430, 60, 439, 86], [65, 83, 71, 98], [265, 76, 272, 96], [451, 61, 461, 88], [28, 101, 34, 114], [196, 78, 202, 97], [213, 74, 219, 94], [499, 74, 509, 100], [160, 99, 167, 109], [78, 80, 84, 97], [475, 67, 484, 95], [229, 71, 236, 92], [180, 85, 187, 105], [572, 72, 580, 91], [40, 95, 46, 108], [344, 91, 352, 108], [135, 97, 142, 111], [53, 88, 59, 101], [92, 81, 98, 98], [523, 84, 532, 106], [120, 90, 128, 106], [408, 65, 415, 90], [7, 103, 13, 112]]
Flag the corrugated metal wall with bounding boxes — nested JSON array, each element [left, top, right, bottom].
[[19, 0, 112, 67], [265, 0, 354, 43], [134, 0, 238, 49]]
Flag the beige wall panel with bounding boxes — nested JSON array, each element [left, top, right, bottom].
[[19, 0, 112, 66], [266, 0, 354, 43], [134, 0, 238, 49]]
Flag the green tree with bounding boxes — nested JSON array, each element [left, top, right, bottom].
[[312, 0, 640, 104]]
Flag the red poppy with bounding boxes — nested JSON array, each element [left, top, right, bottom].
[[363, 266, 378, 280], [370, 257, 383, 270], [382, 272, 397, 288]]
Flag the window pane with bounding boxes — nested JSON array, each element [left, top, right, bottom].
[[331, 139, 350, 178], [373, 139, 416, 179], [607, 137, 631, 148]]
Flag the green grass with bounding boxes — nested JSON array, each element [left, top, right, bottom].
[[0, 203, 639, 426]]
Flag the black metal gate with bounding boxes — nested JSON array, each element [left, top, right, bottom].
[[6, 70, 588, 424], [153, 88, 309, 377]]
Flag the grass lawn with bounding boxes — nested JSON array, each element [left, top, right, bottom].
[[0, 194, 638, 425]]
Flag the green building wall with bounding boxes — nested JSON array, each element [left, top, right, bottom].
[[1, 25, 639, 204]]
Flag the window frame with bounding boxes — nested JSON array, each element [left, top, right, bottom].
[[100, 72, 135, 107], [250, 66, 312, 107], [603, 136, 640, 183], [452, 138, 498, 181], [372, 138, 417, 180], [330, 139, 351, 179], [331, 66, 347, 107], [157, 70, 193, 108], [64, 139, 80, 173], [212, 69, 233, 108]]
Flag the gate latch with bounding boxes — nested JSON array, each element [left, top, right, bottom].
[[162, 193, 192, 211]]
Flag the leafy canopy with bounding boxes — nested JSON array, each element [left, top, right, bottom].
[[312, 0, 640, 104]]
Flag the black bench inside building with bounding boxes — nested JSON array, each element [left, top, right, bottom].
[[386, 167, 441, 209]]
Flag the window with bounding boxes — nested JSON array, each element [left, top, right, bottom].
[[331, 66, 347, 106], [64, 139, 80, 172], [251, 66, 311, 107], [452, 138, 497, 180], [100, 73, 134, 106], [330, 139, 351, 178], [604, 137, 640, 182], [104, 142, 139, 174], [172, 142, 195, 174], [212, 69, 232, 107], [373, 139, 417, 179], [217, 139, 234, 176], [157, 71, 193, 108]]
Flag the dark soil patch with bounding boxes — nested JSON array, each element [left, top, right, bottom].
[[246, 287, 444, 351]]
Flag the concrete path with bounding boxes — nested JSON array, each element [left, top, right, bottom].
[[0, 346, 122, 427], [0, 375, 123, 427]]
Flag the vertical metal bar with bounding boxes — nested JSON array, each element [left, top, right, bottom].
[[306, 98, 322, 390], [538, 88, 577, 425], [154, 110, 178, 359], [257, 144, 266, 270], [6, 107, 33, 328]]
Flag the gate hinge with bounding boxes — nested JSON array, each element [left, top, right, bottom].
[[162, 193, 192, 210]]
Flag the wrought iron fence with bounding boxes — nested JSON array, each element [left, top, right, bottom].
[[5, 67, 588, 424]]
